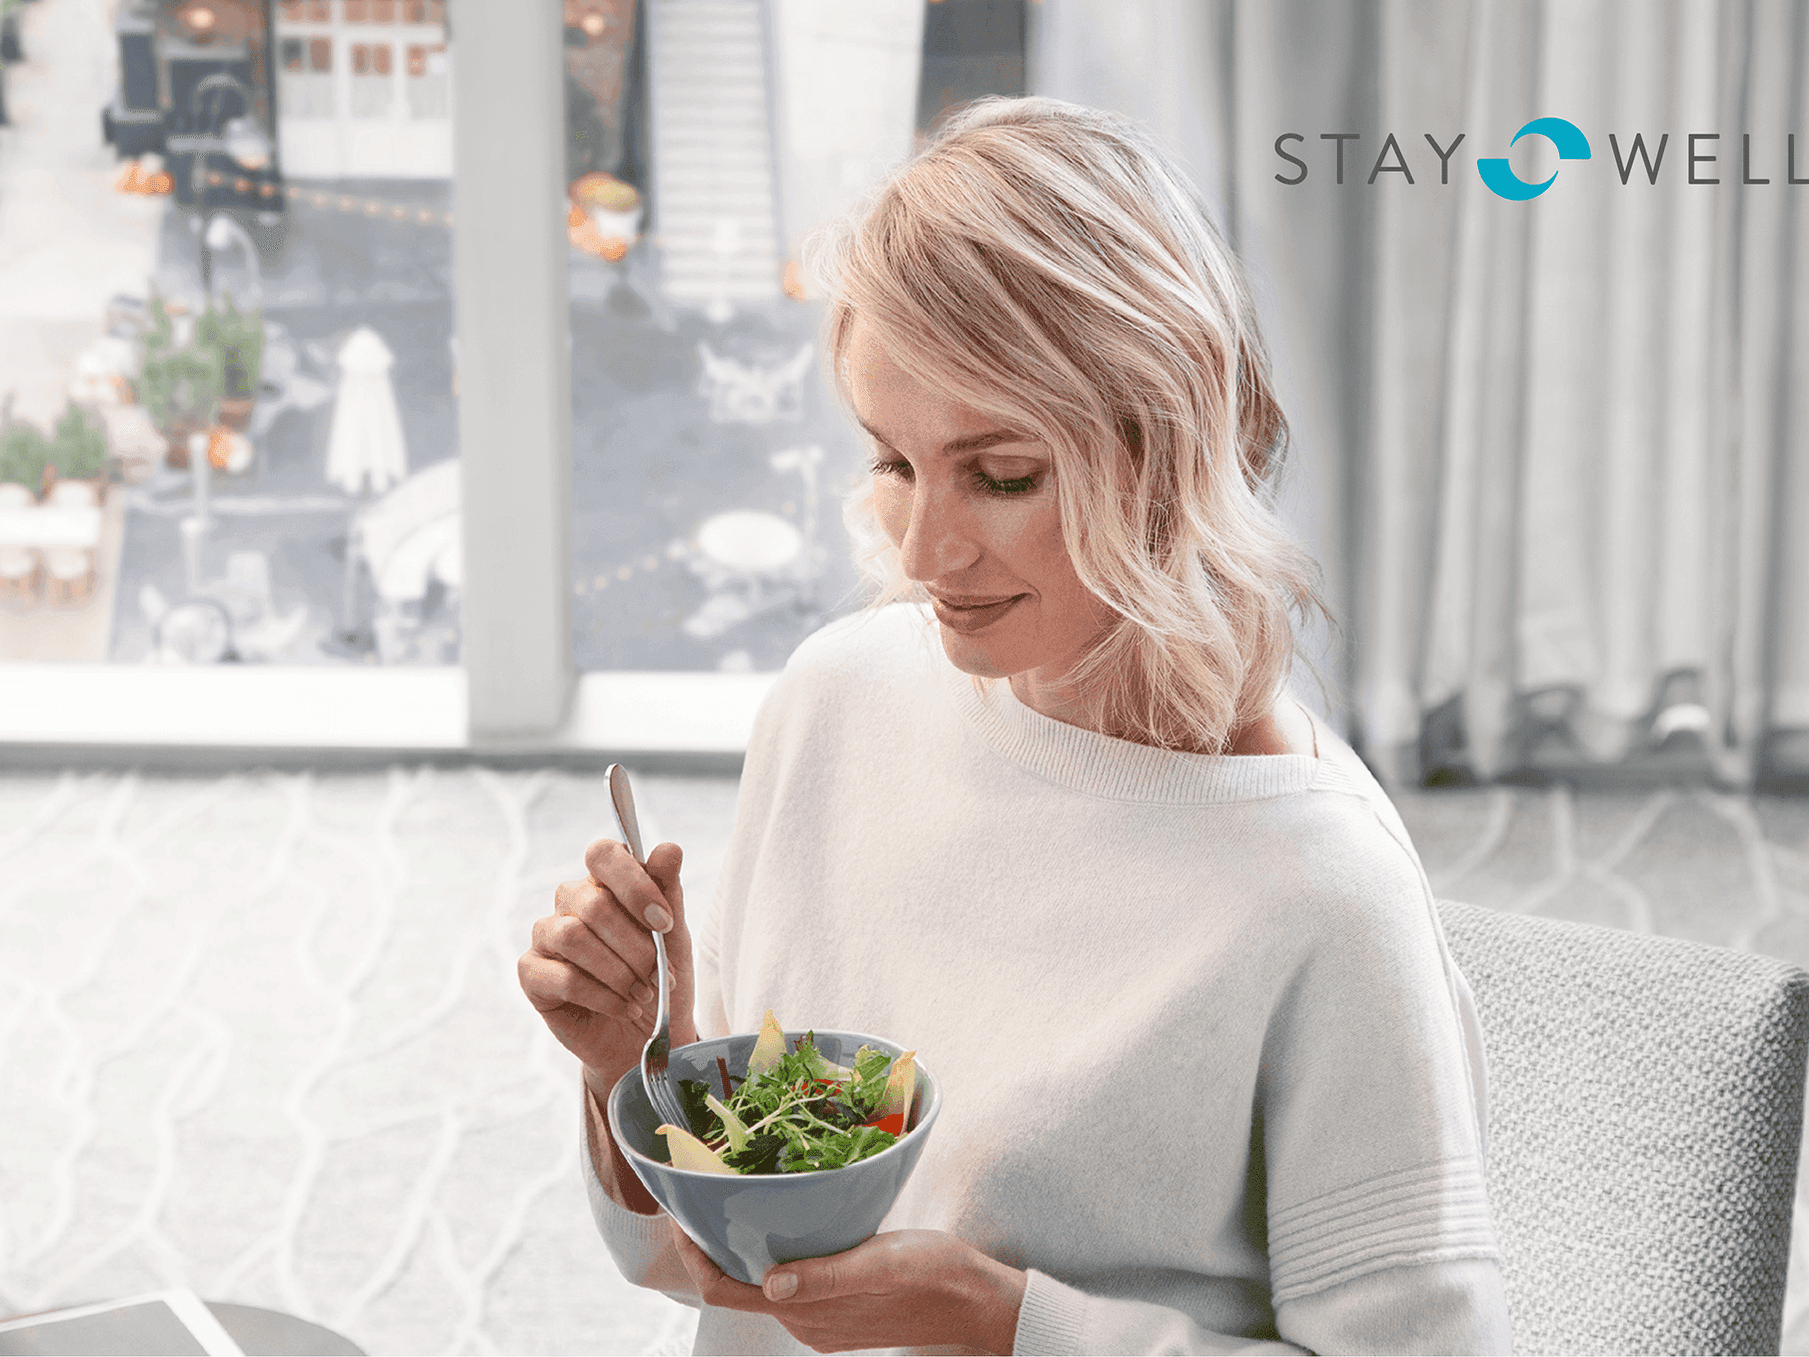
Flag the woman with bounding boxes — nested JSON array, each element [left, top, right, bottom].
[[519, 97, 1510, 1355]]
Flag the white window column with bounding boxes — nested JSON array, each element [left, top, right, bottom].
[[451, 0, 573, 739]]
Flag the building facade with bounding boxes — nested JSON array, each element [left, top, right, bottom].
[[271, 0, 451, 179]]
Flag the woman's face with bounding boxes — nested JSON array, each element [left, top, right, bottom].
[[846, 319, 1116, 713]]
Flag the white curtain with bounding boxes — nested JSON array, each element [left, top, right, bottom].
[[1034, 0, 1809, 788]]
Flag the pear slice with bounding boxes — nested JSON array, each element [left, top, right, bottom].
[[747, 1009, 788, 1076], [657, 1123, 736, 1174], [704, 1093, 750, 1153], [874, 1049, 917, 1125], [798, 1038, 854, 1083]]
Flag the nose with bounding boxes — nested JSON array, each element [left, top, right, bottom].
[[894, 478, 979, 584]]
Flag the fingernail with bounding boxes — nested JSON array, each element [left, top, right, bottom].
[[644, 904, 672, 931], [633, 982, 655, 1003], [764, 1271, 797, 1300]]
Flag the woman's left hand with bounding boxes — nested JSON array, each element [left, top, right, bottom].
[[671, 1223, 1028, 1354]]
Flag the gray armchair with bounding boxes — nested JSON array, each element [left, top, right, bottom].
[[1438, 899, 1809, 1355]]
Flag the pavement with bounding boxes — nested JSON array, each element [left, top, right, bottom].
[[0, 0, 164, 435], [3, 771, 1809, 1354]]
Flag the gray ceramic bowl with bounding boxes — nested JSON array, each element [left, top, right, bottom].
[[607, 1029, 941, 1285]]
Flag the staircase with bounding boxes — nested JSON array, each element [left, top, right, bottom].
[[645, 0, 784, 317]]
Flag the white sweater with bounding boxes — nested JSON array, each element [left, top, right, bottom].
[[585, 603, 1512, 1356]]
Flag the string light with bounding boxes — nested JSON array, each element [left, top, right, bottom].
[[118, 163, 455, 227], [116, 163, 655, 242], [297, 188, 454, 227]]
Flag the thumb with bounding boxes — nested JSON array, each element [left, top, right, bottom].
[[642, 841, 686, 932], [763, 1251, 863, 1303], [644, 842, 698, 1044]]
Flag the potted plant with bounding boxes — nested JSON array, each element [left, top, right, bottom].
[[139, 347, 222, 470], [0, 419, 50, 498], [139, 288, 223, 468], [195, 293, 264, 432], [47, 405, 110, 498]]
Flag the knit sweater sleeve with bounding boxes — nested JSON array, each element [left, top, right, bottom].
[[1004, 856, 1511, 1357], [580, 1079, 701, 1309], [1251, 796, 1508, 1353], [1013, 1252, 1505, 1357], [1012, 762, 1508, 1355], [1009, 1257, 1508, 1355]]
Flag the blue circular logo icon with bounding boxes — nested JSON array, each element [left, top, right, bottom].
[[1477, 117, 1592, 200]]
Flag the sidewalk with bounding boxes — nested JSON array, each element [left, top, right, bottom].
[[0, 0, 161, 661], [0, 0, 163, 432]]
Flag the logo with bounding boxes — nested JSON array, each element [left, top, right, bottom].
[[1475, 117, 1592, 200], [1273, 123, 1807, 193]]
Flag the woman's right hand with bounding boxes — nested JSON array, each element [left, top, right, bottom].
[[518, 837, 699, 1101]]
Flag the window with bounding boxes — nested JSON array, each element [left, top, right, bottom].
[[5, 0, 460, 698], [372, 0, 397, 23], [350, 42, 394, 118], [279, 36, 335, 118], [344, 0, 368, 21], [403, 1, 445, 23], [406, 44, 449, 119]]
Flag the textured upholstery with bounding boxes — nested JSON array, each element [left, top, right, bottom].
[[1438, 899, 1809, 1355]]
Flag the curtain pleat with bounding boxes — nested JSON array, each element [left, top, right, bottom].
[[1777, 4, 1809, 764], [1592, 0, 1670, 757], [1032, 0, 1805, 786]]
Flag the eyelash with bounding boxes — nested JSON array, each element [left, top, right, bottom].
[[868, 459, 1039, 497]]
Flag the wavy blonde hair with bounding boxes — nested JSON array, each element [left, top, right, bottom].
[[807, 96, 1331, 755]]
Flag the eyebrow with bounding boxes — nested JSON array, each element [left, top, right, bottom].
[[855, 418, 1034, 457]]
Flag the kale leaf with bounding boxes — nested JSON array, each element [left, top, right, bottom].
[[676, 1078, 715, 1140]]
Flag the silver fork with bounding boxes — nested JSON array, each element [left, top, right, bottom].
[[607, 764, 691, 1133]]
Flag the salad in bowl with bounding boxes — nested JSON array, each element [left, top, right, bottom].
[[606, 1012, 940, 1284], [659, 1010, 920, 1175]]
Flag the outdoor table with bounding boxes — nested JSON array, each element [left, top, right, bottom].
[[0, 504, 101, 549]]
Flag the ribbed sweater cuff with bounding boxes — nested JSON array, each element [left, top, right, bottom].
[[1012, 1269, 1089, 1355], [1267, 1155, 1498, 1303], [580, 1085, 672, 1254]]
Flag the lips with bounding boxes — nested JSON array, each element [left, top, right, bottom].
[[930, 593, 1024, 635]]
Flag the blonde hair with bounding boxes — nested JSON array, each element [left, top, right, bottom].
[[807, 96, 1331, 755]]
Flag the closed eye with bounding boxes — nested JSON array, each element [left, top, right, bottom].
[[869, 458, 1040, 496], [977, 470, 1037, 495]]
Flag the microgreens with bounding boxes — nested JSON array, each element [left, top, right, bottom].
[[674, 1030, 910, 1175]]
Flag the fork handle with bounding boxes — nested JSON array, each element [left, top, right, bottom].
[[651, 927, 671, 1034], [609, 765, 674, 1038], [607, 764, 646, 864]]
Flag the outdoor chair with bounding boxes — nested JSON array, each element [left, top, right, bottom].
[[48, 478, 97, 509], [0, 545, 36, 602], [42, 546, 94, 605], [1438, 898, 1809, 1355]]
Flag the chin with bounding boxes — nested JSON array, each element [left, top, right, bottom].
[[932, 625, 1018, 680]]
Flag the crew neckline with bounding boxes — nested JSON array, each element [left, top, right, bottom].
[[942, 656, 1324, 805]]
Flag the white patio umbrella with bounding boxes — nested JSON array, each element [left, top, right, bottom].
[[325, 326, 407, 650], [325, 326, 407, 495]]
